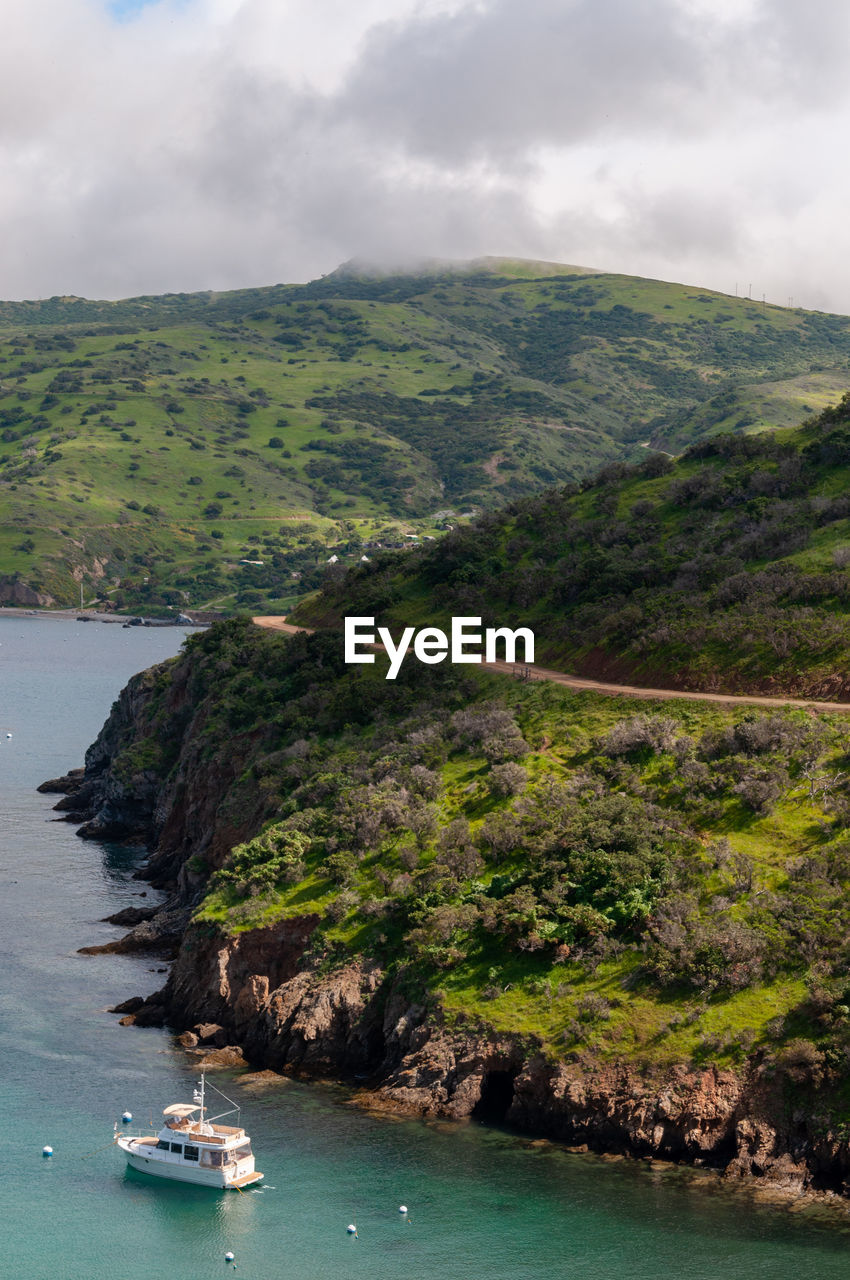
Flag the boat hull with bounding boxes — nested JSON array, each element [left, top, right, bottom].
[[118, 1137, 263, 1190]]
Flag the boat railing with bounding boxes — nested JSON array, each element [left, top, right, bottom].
[[164, 1121, 245, 1145]]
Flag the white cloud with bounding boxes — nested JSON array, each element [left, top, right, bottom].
[[0, 0, 849, 309]]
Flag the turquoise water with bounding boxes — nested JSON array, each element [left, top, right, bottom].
[[2, 615, 850, 1279]]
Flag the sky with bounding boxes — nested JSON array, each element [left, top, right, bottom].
[[3, 0, 850, 310]]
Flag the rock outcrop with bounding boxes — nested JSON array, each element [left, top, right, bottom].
[[45, 655, 274, 885], [0, 576, 54, 606]]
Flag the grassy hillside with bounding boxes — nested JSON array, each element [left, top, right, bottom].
[[297, 394, 850, 698], [4, 259, 850, 610], [123, 618, 850, 1085]]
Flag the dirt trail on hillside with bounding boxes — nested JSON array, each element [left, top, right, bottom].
[[252, 617, 850, 713]]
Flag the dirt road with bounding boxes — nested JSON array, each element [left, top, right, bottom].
[[252, 616, 850, 713]]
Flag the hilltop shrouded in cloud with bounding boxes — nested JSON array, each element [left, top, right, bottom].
[[3, 0, 850, 307]]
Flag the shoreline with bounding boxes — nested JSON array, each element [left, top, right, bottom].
[[0, 606, 205, 627], [100, 901, 850, 1216]]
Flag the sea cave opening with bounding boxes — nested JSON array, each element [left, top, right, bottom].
[[472, 1070, 516, 1124]]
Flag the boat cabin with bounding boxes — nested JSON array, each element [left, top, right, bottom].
[[152, 1103, 253, 1169]]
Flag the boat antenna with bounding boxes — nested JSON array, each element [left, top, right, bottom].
[[201, 1075, 242, 1127], [194, 1072, 216, 1135]]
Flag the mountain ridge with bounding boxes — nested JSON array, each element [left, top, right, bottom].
[[3, 256, 850, 611]]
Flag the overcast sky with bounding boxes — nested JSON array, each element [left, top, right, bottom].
[[2, 0, 849, 310]]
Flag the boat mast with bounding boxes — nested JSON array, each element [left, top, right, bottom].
[[194, 1072, 207, 1127]]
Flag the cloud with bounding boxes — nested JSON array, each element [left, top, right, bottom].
[[340, 0, 716, 165], [339, 0, 850, 164], [0, 0, 849, 309]]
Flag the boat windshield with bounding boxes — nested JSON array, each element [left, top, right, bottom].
[[233, 1142, 252, 1159]]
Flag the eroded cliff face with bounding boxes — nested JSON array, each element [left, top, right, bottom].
[[46, 637, 850, 1201], [0, 576, 54, 606], [110, 915, 850, 1198], [45, 654, 277, 888]]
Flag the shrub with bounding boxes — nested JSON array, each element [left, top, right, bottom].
[[600, 715, 678, 757], [649, 910, 767, 992], [322, 855, 355, 885], [214, 827, 311, 893], [576, 993, 611, 1023], [732, 764, 790, 815], [408, 764, 441, 799], [776, 1038, 823, 1082], [487, 762, 528, 798], [325, 889, 359, 923]]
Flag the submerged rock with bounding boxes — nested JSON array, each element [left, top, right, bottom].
[[196, 1046, 248, 1069]]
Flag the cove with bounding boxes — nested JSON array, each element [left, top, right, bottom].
[[2, 614, 850, 1279]]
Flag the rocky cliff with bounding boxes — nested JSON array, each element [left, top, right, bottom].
[[44, 650, 277, 887], [105, 913, 850, 1199], [0, 575, 54, 606], [45, 621, 850, 1202]]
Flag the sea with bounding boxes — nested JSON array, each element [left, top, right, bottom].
[[2, 613, 850, 1279]]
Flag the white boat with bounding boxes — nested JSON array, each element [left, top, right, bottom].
[[116, 1074, 263, 1189]]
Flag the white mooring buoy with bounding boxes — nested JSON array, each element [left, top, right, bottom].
[[42, 1145, 53, 1157], [122, 1111, 133, 1123], [225, 1251, 235, 1262], [347, 1224, 357, 1235], [399, 1204, 408, 1214]]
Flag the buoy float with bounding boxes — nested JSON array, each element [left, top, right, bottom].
[[399, 1205, 408, 1214], [122, 1111, 133, 1123], [346, 1224, 357, 1235], [225, 1251, 235, 1262], [42, 1145, 53, 1157], [5, 733, 11, 739]]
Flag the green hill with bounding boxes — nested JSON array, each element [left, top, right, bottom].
[[75, 615, 850, 1188], [177, 619, 850, 1065], [295, 395, 850, 698], [4, 258, 850, 610]]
